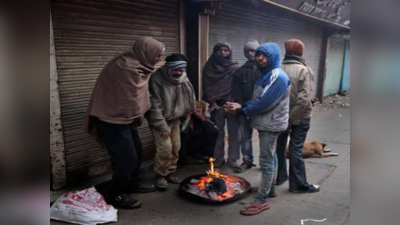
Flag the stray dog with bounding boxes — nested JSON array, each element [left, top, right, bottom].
[[286, 141, 339, 158]]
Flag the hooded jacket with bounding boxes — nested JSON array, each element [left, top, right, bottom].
[[238, 43, 291, 132], [146, 66, 196, 131]]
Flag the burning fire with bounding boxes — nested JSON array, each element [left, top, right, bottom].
[[206, 157, 223, 178], [192, 158, 237, 201]]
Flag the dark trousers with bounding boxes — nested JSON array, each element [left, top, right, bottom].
[[179, 130, 217, 164], [276, 118, 311, 190], [97, 120, 143, 198], [210, 108, 240, 164]]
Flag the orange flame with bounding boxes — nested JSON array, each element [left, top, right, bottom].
[[192, 157, 242, 201], [206, 157, 223, 178]]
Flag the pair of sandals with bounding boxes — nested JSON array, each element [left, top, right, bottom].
[[241, 187, 277, 215], [241, 184, 320, 216], [155, 175, 182, 190], [234, 163, 255, 173], [241, 201, 270, 216], [239, 190, 278, 215]]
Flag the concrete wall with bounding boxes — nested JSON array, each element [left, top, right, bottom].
[[340, 40, 350, 92], [50, 12, 67, 190], [324, 35, 345, 96]]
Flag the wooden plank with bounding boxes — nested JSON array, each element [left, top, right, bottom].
[[198, 13, 209, 99], [180, 0, 187, 55], [50, 12, 67, 191]]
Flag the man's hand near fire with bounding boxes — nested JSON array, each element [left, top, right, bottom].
[[223, 102, 242, 115]]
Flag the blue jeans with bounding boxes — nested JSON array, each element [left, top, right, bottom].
[[238, 115, 254, 165], [255, 131, 278, 203], [276, 118, 311, 190]]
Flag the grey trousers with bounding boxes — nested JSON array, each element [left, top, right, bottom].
[[210, 108, 240, 164]]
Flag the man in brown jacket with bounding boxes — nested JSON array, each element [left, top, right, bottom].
[[276, 39, 320, 193]]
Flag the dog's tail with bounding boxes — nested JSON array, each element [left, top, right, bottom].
[[322, 153, 339, 157]]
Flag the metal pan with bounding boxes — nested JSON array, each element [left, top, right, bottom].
[[179, 174, 251, 203]]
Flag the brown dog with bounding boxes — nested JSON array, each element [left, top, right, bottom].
[[286, 141, 339, 158]]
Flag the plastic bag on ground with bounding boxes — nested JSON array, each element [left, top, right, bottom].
[[50, 187, 118, 225]]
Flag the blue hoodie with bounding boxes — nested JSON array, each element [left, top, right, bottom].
[[240, 43, 291, 132]]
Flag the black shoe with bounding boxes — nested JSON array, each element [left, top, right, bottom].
[[130, 183, 157, 193], [110, 194, 141, 209], [290, 184, 320, 193]]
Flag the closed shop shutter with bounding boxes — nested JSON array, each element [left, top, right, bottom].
[[208, 1, 324, 98], [51, 0, 181, 182], [324, 36, 345, 96]]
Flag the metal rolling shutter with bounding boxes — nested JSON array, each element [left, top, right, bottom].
[[209, 2, 324, 98], [51, 0, 180, 182]]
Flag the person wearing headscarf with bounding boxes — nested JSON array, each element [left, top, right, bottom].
[[202, 42, 240, 168], [275, 39, 320, 194], [82, 37, 165, 209], [145, 54, 196, 190], [232, 40, 261, 173], [225, 43, 291, 215]]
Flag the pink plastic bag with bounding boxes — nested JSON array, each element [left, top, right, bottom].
[[50, 187, 118, 225]]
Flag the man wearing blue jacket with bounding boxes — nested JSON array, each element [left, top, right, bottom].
[[225, 43, 291, 216]]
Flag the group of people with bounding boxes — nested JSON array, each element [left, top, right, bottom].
[[83, 36, 319, 216]]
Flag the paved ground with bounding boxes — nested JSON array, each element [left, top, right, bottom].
[[51, 96, 350, 225]]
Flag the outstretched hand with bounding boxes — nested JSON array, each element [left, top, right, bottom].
[[224, 102, 242, 115]]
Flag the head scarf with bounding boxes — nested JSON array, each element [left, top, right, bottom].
[[163, 55, 188, 84], [213, 42, 233, 60], [202, 42, 238, 103], [165, 61, 187, 71], [83, 37, 165, 136]]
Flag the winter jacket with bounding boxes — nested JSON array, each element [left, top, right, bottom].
[[232, 60, 261, 106], [281, 58, 314, 125], [146, 67, 196, 131], [238, 43, 291, 132]]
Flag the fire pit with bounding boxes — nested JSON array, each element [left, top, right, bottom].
[[180, 158, 251, 203]]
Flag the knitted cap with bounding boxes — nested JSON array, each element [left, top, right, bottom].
[[284, 39, 305, 56]]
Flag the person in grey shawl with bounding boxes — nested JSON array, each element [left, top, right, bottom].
[[202, 42, 240, 168], [146, 54, 196, 190]]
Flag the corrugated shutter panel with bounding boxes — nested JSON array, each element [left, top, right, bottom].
[[324, 36, 345, 96], [209, 2, 323, 98], [51, 0, 180, 182]]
